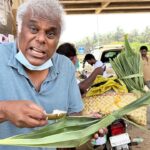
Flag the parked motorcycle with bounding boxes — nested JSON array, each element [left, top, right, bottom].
[[92, 119, 143, 150], [104, 119, 130, 150]]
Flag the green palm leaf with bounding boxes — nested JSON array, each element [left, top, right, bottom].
[[0, 92, 150, 148]]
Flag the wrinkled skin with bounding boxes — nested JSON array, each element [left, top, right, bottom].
[[17, 11, 61, 66], [0, 100, 47, 128], [0, 10, 61, 128]]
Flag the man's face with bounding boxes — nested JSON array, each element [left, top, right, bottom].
[[140, 49, 147, 57], [17, 11, 61, 66], [70, 56, 77, 65], [87, 59, 94, 66]]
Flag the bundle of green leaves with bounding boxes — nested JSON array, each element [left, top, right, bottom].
[[110, 35, 144, 92]]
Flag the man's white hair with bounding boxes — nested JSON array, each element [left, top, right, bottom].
[[16, 0, 65, 33]]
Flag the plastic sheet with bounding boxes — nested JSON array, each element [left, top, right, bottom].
[[0, 0, 15, 35]]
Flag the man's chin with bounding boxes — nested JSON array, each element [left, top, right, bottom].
[[28, 60, 45, 66]]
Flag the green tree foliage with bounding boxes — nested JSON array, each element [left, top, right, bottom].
[[75, 26, 150, 53], [113, 27, 125, 42], [141, 26, 150, 43]]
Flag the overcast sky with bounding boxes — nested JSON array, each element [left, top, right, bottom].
[[60, 13, 150, 43]]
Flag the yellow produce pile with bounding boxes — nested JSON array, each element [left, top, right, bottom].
[[86, 75, 128, 97], [82, 92, 147, 126]]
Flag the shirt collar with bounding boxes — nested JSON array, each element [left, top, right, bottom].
[[8, 42, 59, 80]]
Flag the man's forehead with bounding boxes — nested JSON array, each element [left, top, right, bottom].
[[25, 16, 60, 29], [24, 10, 60, 25], [141, 49, 147, 52]]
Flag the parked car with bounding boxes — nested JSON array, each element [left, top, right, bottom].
[[91, 45, 124, 77]]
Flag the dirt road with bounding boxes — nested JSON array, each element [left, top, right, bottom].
[[128, 125, 150, 150], [77, 124, 150, 150]]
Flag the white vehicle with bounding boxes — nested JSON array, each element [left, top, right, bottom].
[[91, 45, 124, 77]]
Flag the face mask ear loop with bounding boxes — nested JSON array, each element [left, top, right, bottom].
[[16, 39, 21, 53]]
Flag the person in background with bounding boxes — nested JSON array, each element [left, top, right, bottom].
[[140, 45, 150, 89], [57, 42, 78, 67], [83, 53, 105, 69], [57, 43, 104, 95], [83, 53, 109, 77], [57, 43, 107, 148]]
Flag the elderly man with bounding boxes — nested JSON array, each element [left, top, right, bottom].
[[0, 0, 106, 150], [0, 0, 84, 150]]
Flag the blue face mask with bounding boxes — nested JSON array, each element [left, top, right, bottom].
[[15, 50, 53, 71]]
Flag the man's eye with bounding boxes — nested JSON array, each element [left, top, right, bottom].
[[30, 26, 38, 34], [47, 32, 55, 38]]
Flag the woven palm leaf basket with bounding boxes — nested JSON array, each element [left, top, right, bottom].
[[82, 92, 147, 126]]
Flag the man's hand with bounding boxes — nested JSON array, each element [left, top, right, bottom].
[[79, 67, 104, 96], [0, 100, 48, 128], [90, 113, 108, 143]]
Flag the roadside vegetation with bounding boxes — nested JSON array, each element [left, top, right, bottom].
[[75, 26, 150, 54]]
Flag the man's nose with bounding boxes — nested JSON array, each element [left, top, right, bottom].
[[36, 32, 46, 44]]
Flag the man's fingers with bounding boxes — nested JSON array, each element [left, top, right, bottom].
[[94, 133, 99, 139], [93, 128, 108, 139], [103, 128, 108, 134], [26, 117, 48, 128], [17, 117, 48, 128], [27, 103, 47, 119], [28, 103, 44, 112], [28, 108, 47, 120], [90, 112, 102, 118]]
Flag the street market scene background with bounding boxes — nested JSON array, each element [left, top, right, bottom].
[[1, 0, 150, 150]]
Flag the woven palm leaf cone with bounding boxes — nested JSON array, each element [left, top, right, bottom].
[[82, 92, 147, 126]]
